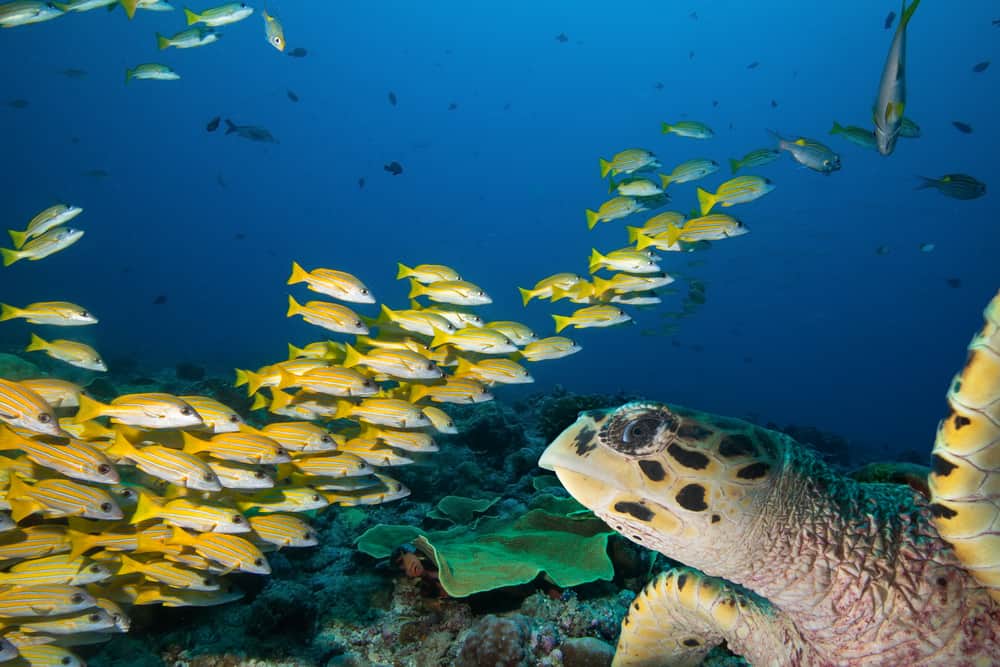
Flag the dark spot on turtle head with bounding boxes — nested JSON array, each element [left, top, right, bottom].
[[614, 501, 655, 522], [953, 415, 971, 430], [667, 443, 710, 470], [682, 638, 700, 647], [638, 459, 666, 481], [711, 514, 720, 523], [676, 422, 713, 440], [929, 503, 958, 519], [676, 573, 688, 590], [736, 462, 769, 480], [676, 484, 707, 511], [931, 454, 958, 477], [719, 434, 756, 458], [572, 426, 597, 456]]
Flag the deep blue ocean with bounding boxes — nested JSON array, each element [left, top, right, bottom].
[[2, 0, 997, 461]]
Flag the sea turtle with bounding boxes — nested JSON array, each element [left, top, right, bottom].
[[539, 290, 1000, 666]]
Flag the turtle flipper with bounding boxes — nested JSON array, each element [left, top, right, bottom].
[[613, 567, 800, 667], [929, 289, 1000, 602]]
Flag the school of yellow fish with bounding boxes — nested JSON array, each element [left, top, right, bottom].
[[0, 189, 579, 664]]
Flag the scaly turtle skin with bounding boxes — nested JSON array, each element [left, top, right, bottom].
[[539, 290, 1000, 666]]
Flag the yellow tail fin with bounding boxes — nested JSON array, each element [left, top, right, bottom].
[[180, 431, 209, 455], [234, 368, 248, 387], [518, 287, 534, 307], [250, 393, 268, 411], [286, 295, 303, 318], [0, 304, 19, 321], [585, 209, 600, 230], [592, 276, 612, 296], [454, 358, 475, 377], [342, 343, 364, 368], [74, 393, 107, 424], [275, 369, 299, 391], [634, 231, 654, 251], [156, 33, 170, 50], [588, 248, 605, 273], [106, 432, 139, 461], [626, 225, 641, 244], [116, 553, 143, 575], [659, 174, 672, 189], [183, 7, 199, 24], [1, 248, 21, 267], [552, 314, 572, 333], [167, 526, 196, 546], [25, 332, 48, 352], [120, 0, 139, 19], [407, 279, 425, 300], [6, 230, 26, 249], [408, 384, 430, 404], [665, 222, 684, 247], [429, 330, 451, 349], [244, 370, 266, 396], [599, 157, 611, 179], [67, 530, 96, 560], [728, 158, 740, 174], [900, 0, 921, 31], [287, 261, 309, 286], [696, 187, 716, 216], [395, 262, 413, 280], [661, 122, 673, 134], [270, 387, 294, 413], [830, 121, 844, 135], [287, 343, 303, 359]]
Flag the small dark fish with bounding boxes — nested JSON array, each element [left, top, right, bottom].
[[972, 61, 990, 73], [689, 11, 697, 20], [287, 47, 308, 58], [946, 278, 962, 289], [712, 99, 718, 107], [59, 68, 87, 79], [152, 295, 168, 305], [216, 171, 227, 188], [206, 116, 221, 132], [6, 99, 29, 109], [82, 169, 109, 179], [952, 120, 973, 134], [234, 232, 246, 240], [358, 177, 365, 189], [654, 82, 664, 90], [384, 161, 403, 176], [884, 11, 896, 29], [555, 32, 568, 43], [287, 89, 299, 102], [447, 102, 457, 110], [388, 91, 397, 106], [224, 119, 278, 143], [743, 356, 753, 364], [993, 19, 999, 27], [747, 61, 759, 69], [70, 137, 80, 144], [503, 102, 511, 111], [771, 99, 778, 108], [689, 50, 694, 59], [875, 245, 890, 255], [916, 173, 986, 200]]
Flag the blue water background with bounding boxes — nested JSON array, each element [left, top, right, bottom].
[[1, 0, 997, 459]]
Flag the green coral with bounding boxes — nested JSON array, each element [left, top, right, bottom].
[[356, 495, 615, 597]]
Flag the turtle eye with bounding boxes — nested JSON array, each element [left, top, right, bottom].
[[100, 502, 113, 513], [38, 413, 52, 424], [601, 405, 677, 456]]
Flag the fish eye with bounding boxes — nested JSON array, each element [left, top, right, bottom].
[[272, 37, 280, 45], [232, 515, 243, 523], [321, 435, 333, 444], [62, 658, 72, 666], [354, 320, 362, 327], [305, 531, 316, 540], [80, 311, 89, 317], [254, 471, 266, 479], [203, 472, 214, 481], [71, 593, 85, 604], [88, 613, 101, 622], [229, 414, 240, 422], [477, 291, 484, 296], [98, 464, 112, 475], [120, 489, 136, 499], [180, 407, 193, 415], [90, 564, 102, 572], [204, 577, 213, 585], [361, 289, 369, 295], [426, 362, 434, 370], [311, 493, 321, 502], [100, 502, 113, 513], [38, 413, 52, 424], [253, 558, 264, 566]]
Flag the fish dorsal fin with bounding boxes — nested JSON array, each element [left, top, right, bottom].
[[928, 290, 1000, 603]]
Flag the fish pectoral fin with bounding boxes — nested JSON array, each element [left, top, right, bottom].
[[30, 604, 55, 615]]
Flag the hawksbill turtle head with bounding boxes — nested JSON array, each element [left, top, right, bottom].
[[539, 400, 788, 571]]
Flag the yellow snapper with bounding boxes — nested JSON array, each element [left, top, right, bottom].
[[376, 304, 455, 337], [607, 176, 663, 197], [408, 279, 492, 306], [0, 426, 117, 483], [768, 131, 841, 174], [53, 0, 116, 11], [262, 9, 284, 50], [0, 379, 63, 436], [8, 204, 81, 248], [14, 645, 85, 667], [696, 176, 774, 215], [336, 438, 413, 467], [130, 490, 249, 533], [358, 424, 437, 452], [430, 327, 517, 354], [873, 0, 921, 155], [409, 377, 493, 405], [342, 343, 440, 380], [661, 120, 714, 139], [181, 395, 244, 433], [276, 366, 377, 397], [1, 227, 83, 266], [484, 321, 537, 346], [287, 296, 368, 335], [637, 214, 747, 248], [288, 451, 374, 477], [728, 148, 781, 174], [325, 473, 409, 506], [106, 434, 221, 491], [518, 273, 585, 306], [132, 583, 243, 607], [588, 248, 660, 274], [208, 460, 273, 490], [288, 340, 344, 361], [287, 262, 374, 304], [181, 431, 290, 465], [625, 211, 686, 244], [75, 393, 201, 429], [0, 553, 110, 586], [455, 358, 533, 385], [0, 525, 71, 560], [6, 475, 122, 522], [553, 305, 631, 333], [234, 487, 328, 514], [248, 514, 317, 549], [396, 262, 461, 283], [125, 63, 180, 83], [236, 358, 329, 396], [17, 378, 83, 410], [184, 1, 252, 26], [659, 158, 719, 187], [117, 553, 219, 591], [0, 0, 63, 27], [333, 398, 430, 429], [5, 607, 115, 634], [592, 273, 675, 297], [0, 583, 96, 617], [166, 528, 270, 574], [0, 300, 96, 326], [421, 405, 456, 433], [419, 306, 484, 329], [598, 148, 659, 178], [156, 26, 219, 50], [585, 196, 645, 230], [829, 121, 878, 150], [259, 421, 340, 453], [25, 333, 105, 372]]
